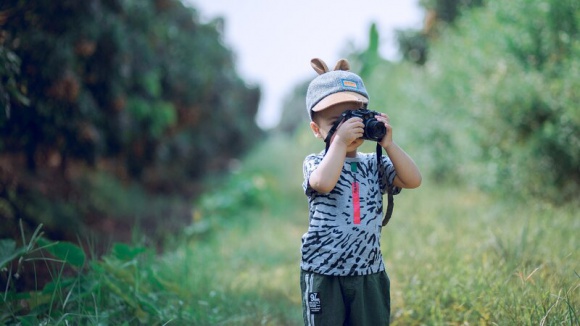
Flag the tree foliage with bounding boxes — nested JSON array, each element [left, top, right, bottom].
[[414, 0, 580, 201], [397, 0, 484, 65], [278, 0, 579, 203], [0, 0, 263, 242]]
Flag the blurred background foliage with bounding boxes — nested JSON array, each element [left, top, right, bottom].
[[402, 0, 580, 201], [0, 0, 262, 245], [280, 0, 579, 203], [0, 0, 577, 253], [0, 0, 578, 323]]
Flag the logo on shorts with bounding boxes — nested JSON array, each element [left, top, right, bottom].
[[308, 292, 322, 314]]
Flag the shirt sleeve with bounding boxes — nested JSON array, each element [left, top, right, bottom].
[[379, 155, 402, 196], [302, 153, 322, 196]]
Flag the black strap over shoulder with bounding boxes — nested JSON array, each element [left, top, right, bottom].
[[376, 143, 394, 227], [383, 193, 394, 226], [323, 117, 345, 154]]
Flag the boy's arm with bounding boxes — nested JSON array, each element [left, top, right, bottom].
[[308, 140, 347, 193], [384, 142, 422, 189], [309, 118, 363, 193], [376, 113, 422, 189]]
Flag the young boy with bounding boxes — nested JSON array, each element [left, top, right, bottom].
[[301, 58, 422, 326]]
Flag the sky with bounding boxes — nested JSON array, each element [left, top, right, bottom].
[[187, 1, 424, 129]]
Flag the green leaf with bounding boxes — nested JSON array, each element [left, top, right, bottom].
[[142, 70, 162, 97], [37, 238, 86, 268], [111, 243, 147, 261], [0, 239, 27, 269], [0, 239, 16, 258], [41, 277, 76, 294]]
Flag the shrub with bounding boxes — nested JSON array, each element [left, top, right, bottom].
[[414, 0, 580, 200]]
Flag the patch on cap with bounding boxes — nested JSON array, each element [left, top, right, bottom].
[[341, 79, 358, 89]]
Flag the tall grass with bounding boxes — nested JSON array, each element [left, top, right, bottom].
[[184, 131, 579, 325], [3, 15, 579, 325], [1, 131, 578, 325], [3, 61, 579, 324], [384, 182, 579, 325], [3, 0, 578, 323]]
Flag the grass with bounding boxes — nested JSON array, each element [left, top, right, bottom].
[[1, 132, 578, 325], [385, 185, 579, 325], [159, 131, 579, 325]]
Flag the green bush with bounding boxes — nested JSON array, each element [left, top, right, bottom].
[[0, 0, 263, 243], [407, 0, 579, 201]]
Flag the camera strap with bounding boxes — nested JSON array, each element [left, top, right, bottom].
[[323, 116, 345, 154], [323, 118, 395, 227], [377, 143, 395, 227]]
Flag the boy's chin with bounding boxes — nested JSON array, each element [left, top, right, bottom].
[[348, 139, 365, 150]]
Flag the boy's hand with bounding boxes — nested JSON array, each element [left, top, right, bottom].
[[375, 113, 393, 149], [333, 117, 364, 146], [375, 112, 423, 189]]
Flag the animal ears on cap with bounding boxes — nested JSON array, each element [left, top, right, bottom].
[[333, 59, 350, 71], [310, 58, 329, 75], [310, 58, 351, 75]]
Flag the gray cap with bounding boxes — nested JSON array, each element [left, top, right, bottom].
[[306, 69, 369, 120]]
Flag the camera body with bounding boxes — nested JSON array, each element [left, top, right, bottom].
[[341, 109, 386, 141]]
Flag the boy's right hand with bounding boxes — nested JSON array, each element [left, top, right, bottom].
[[310, 116, 365, 194], [332, 117, 364, 146]]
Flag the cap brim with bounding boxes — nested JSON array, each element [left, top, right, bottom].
[[312, 91, 368, 113]]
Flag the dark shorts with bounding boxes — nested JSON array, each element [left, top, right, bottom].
[[300, 269, 391, 326]]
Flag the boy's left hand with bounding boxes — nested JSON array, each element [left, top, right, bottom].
[[375, 113, 393, 149]]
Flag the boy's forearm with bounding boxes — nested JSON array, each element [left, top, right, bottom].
[[309, 142, 347, 193], [384, 142, 422, 189]]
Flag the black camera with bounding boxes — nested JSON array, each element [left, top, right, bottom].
[[341, 109, 386, 141]]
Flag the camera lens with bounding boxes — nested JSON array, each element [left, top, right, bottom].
[[365, 120, 386, 141]]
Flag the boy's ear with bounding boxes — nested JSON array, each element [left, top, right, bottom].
[[311, 58, 329, 75], [309, 121, 323, 139], [334, 59, 350, 71]]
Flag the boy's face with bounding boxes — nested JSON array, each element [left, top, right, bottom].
[[310, 102, 365, 152]]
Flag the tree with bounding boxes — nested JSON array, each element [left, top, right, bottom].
[[0, 0, 263, 242]]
